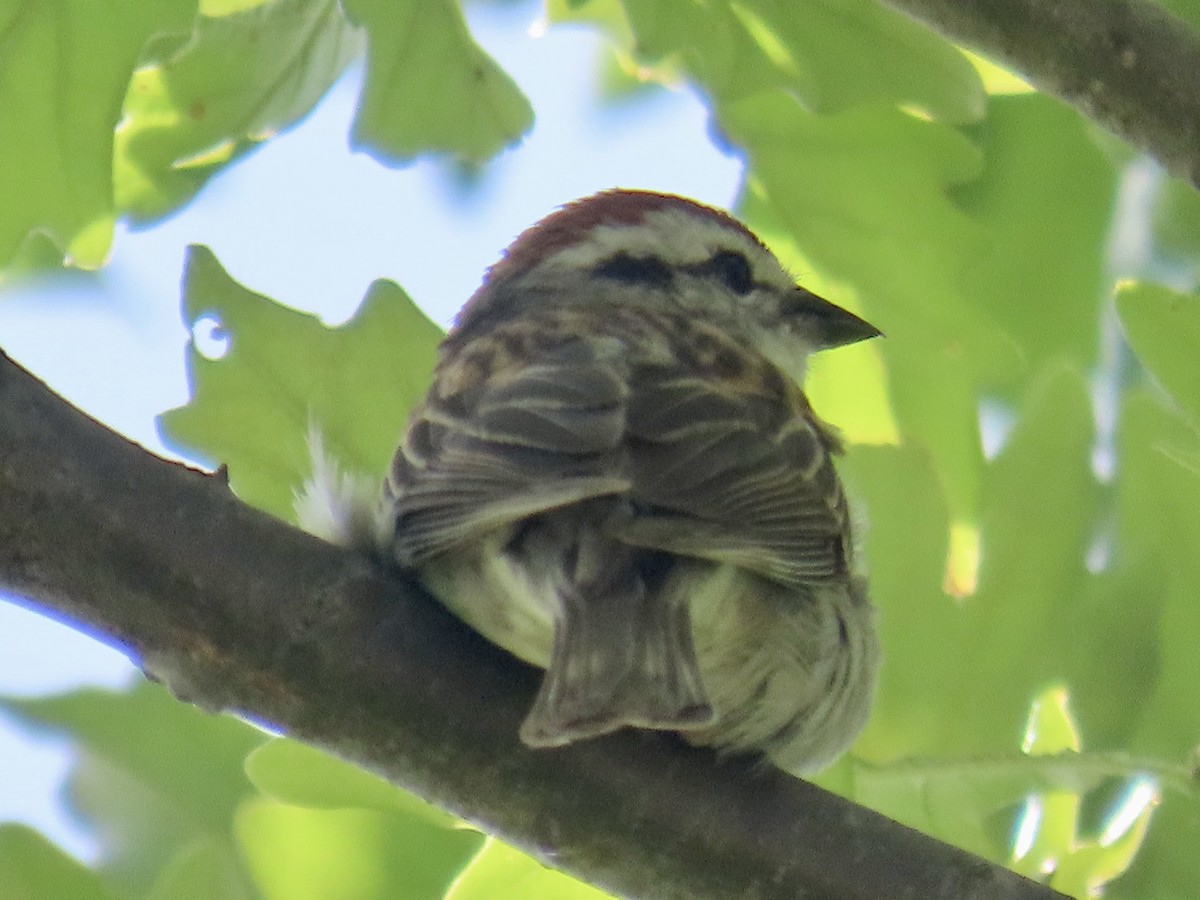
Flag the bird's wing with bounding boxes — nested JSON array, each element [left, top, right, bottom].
[[388, 335, 632, 565], [618, 361, 852, 588], [390, 324, 851, 588]]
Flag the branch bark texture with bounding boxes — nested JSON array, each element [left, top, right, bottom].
[[0, 349, 1065, 900], [884, 0, 1200, 188]]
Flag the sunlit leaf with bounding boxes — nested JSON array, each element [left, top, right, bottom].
[[116, 0, 362, 223], [0, 825, 113, 900], [447, 837, 613, 900], [836, 442, 952, 761], [847, 368, 1101, 760], [955, 368, 1100, 747], [1111, 799, 1200, 900], [147, 839, 255, 900], [1, 682, 264, 897], [0, 0, 195, 269], [954, 93, 1117, 382], [1053, 781, 1158, 898], [726, 94, 1011, 525], [1013, 688, 1082, 879], [235, 798, 480, 900], [1105, 391, 1200, 898], [199, 0, 273, 15], [245, 739, 455, 829], [1117, 282, 1200, 429], [343, 0, 533, 164], [159, 245, 442, 521], [614, 0, 983, 121]]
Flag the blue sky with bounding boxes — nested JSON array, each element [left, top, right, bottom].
[[0, 0, 741, 861]]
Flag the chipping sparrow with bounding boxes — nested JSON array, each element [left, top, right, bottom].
[[301, 190, 880, 774]]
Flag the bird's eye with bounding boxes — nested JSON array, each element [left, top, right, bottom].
[[708, 250, 754, 295], [593, 253, 674, 288]]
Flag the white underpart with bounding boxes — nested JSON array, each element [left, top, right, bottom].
[[294, 424, 390, 553]]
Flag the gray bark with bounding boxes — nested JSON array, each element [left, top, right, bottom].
[[884, 0, 1200, 187], [0, 348, 1069, 898]]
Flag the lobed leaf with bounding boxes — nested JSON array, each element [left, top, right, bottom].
[[0, 0, 195, 269], [116, 0, 363, 223], [344, 0, 533, 164], [234, 798, 480, 900], [1, 683, 264, 897], [159, 245, 442, 521], [1117, 282, 1200, 429], [245, 738, 456, 829], [0, 825, 114, 900]]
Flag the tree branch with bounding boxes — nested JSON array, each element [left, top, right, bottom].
[[0, 348, 1064, 900], [883, 0, 1200, 188]]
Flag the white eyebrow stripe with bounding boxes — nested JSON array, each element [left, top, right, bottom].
[[535, 207, 794, 292]]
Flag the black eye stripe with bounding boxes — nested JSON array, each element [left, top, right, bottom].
[[592, 252, 674, 288], [705, 250, 754, 295], [591, 250, 757, 295]]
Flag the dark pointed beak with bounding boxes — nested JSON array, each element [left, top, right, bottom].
[[784, 287, 882, 349]]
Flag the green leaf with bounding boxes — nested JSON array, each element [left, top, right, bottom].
[[1149, 169, 1200, 266], [619, 0, 800, 104], [0, 0, 196, 269], [447, 838, 613, 900], [1117, 282, 1200, 429], [1059, 390, 1200, 899], [245, 739, 455, 829], [1013, 688, 1083, 877], [200, 0, 273, 14], [1008, 689, 1161, 894], [844, 368, 1200, 879], [725, 93, 1012, 523], [4, 683, 264, 833], [343, 0, 533, 164], [1, 682, 264, 897], [837, 442, 953, 761], [159, 245, 442, 521], [954, 93, 1118, 382], [953, 367, 1101, 748], [116, 0, 362, 223], [147, 839, 255, 900], [1051, 793, 1155, 899], [847, 714, 1187, 869], [0, 825, 113, 900], [616, 0, 983, 122], [1117, 392, 1200, 761], [734, 0, 984, 121], [848, 367, 1101, 761], [1110, 799, 1200, 900], [235, 798, 481, 900]]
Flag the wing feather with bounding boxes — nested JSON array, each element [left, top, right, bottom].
[[618, 364, 850, 587], [389, 324, 851, 586], [389, 338, 631, 564]]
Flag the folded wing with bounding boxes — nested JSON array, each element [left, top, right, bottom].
[[389, 325, 850, 589]]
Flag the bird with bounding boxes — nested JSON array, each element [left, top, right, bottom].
[[300, 189, 881, 774]]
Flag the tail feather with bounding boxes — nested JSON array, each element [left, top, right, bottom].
[[519, 566, 714, 747]]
